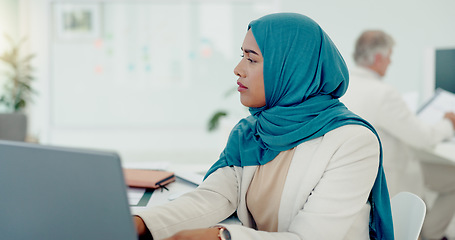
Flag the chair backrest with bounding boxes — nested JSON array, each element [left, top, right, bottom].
[[391, 192, 426, 240]]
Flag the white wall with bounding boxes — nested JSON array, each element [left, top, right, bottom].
[[12, 0, 455, 165], [0, 0, 19, 111], [19, 0, 278, 165], [0, 0, 18, 51], [281, 0, 455, 99]]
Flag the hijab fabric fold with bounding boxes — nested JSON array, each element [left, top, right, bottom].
[[204, 13, 394, 240]]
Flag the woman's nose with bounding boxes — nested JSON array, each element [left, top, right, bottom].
[[234, 60, 244, 77]]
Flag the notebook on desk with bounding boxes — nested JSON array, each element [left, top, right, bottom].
[[0, 140, 137, 240], [123, 168, 175, 189]]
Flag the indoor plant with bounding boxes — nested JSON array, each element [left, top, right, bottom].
[[0, 34, 36, 141], [0, 34, 36, 112], [207, 86, 239, 131]]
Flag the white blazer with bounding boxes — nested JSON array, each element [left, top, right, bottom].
[[137, 125, 380, 240], [341, 67, 453, 197]]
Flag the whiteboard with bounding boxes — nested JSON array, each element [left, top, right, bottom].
[[50, 2, 270, 128]]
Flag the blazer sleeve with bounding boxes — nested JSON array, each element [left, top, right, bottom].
[[136, 166, 239, 240]]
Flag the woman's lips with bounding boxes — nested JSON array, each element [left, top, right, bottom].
[[237, 81, 248, 92]]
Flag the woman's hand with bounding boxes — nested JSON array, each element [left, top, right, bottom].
[[133, 216, 147, 236], [444, 112, 455, 128], [163, 228, 220, 240]]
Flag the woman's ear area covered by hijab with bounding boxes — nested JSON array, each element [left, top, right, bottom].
[[247, 13, 349, 109]]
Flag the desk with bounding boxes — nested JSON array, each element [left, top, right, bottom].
[[415, 140, 455, 165], [126, 162, 241, 225], [129, 177, 199, 214], [125, 163, 210, 214]]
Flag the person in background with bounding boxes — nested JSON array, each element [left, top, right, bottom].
[[342, 30, 455, 240], [133, 13, 394, 240]]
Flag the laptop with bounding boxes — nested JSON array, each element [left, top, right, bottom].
[[0, 140, 137, 240]]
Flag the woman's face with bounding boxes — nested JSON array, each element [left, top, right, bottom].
[[234, 29, 266, 108]]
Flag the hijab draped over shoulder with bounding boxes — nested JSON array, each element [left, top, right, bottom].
[[204, 13, 394, 240]]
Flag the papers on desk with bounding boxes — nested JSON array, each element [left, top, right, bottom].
[[418, 88, 455, 125], [128, 177, 199, 214], [174, 171, 205, 186], [418, 89, 455, 142], [124, 162, 209, 214]]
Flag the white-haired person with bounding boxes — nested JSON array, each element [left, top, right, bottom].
[[342, 30, 455, 240]]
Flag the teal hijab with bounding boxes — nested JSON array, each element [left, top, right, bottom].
[[204, 13, 393, 239]]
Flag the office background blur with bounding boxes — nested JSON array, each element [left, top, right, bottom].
[[1, 0, 454, 164]]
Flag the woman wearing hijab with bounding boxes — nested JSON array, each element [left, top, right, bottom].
[[134, 13, 394, 240]]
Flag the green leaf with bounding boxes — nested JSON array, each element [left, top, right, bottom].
[[14, 99, 26, 111], [208, 111, 228, 132]]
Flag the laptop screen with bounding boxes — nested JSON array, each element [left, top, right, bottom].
[[0, 140, 137, 240]]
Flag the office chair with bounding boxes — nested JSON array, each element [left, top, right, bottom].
[[391, 191, 426, 240]]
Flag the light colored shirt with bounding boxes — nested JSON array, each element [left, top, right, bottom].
[[246, 147, 295, 232]]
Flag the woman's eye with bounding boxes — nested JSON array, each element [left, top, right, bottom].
[[240, 54, 255, 63]]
